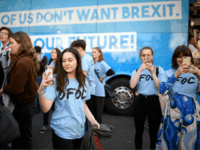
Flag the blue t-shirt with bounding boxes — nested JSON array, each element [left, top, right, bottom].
[[45, 78, 90, 139], [81, 54, 96, 95], [130, 66, 166, 96], [49, 61, 55, 68], [94, 61, 111, 97], [164, 69, 199, 99]]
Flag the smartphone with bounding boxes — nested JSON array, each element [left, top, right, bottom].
[[45, 65, 54, 85], [196, 53, 200, 58], [183, 56, 191, 65]]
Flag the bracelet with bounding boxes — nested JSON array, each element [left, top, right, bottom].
[[37, 89, 45, 95]]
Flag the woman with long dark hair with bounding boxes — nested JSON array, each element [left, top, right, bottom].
[[38, 47, 100, 149], [39, 48, 61, 134], [91, 47, 115, 123], [156, 45, 200, 150], [130, 46, 166, 149], [0, 31, 39, 149]]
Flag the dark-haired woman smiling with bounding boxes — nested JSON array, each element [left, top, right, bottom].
[[38, 47, 100, 149], [156, 45, 200, 150]]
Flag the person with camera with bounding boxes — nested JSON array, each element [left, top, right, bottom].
[[156, 45, 200, 150], [38, 47, 100, 149], [130, 46, 166, 149]]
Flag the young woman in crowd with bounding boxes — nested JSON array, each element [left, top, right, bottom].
[[91, 47, 115, 123], [0, 31, 39, 149], [130, 46, 166, 149], [38, 47, 100, 149], [40, 48, 61, 134], [156, 45, 200, 150]]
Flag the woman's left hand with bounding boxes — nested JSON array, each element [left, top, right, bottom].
[[146, 62, 153, 74], [99, 76, 105, 82], [0, 89, 3, 95], [189, 64, 200, 79], [91, 120, 100, 129]]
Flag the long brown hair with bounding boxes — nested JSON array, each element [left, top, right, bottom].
[[93, 47, 105, 62], [56, 47, 86, 100], [48, 48, 62, 74], [10, 31, 40, 72], [172, 45, 194, 69]]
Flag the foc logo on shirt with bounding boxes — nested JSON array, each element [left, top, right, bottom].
[[65, 88, 86, 99], [176, 77, 195, 85], [139, 74, 153, 82]]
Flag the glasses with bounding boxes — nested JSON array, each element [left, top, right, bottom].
[[0, 32, 8, 35]]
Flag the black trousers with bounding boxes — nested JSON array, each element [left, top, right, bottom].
[[43, 102, 54, 126], [86, 95, 104, 124], [12, 98, 37, 149], [52, 129, 83, 149], [134, 95, 162, 149]]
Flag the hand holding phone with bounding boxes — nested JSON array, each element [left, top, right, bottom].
[[183, 56, 191, 65], [45, 65, 54, 85]]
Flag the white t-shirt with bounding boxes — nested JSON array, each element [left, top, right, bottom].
[[188, 44, 198, 52]]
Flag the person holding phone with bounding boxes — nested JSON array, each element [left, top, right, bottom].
[[130, 46, 166, 149], [38, 47, 100, 149], [156, 45, 200, 150], [91, 47, 115, 123], [39, 48, 61, 134]]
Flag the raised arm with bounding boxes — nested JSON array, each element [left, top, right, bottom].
[[38, 72, 55, 113]]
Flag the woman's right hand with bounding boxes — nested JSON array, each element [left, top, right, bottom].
[[38, 72, 54, 92], [139, 60, 150, 71], [175, 62, 190, 78]]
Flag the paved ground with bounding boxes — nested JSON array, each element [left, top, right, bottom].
[[32, 108, 150, 149]]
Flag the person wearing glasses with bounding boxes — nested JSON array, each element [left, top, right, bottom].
[[0, 27, 13, 58], [0, 27, 13, 111]]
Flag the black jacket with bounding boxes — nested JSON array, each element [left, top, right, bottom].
[[80, 124, 115, 150]]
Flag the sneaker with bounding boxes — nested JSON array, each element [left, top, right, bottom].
[[40, 126, 47, 134]]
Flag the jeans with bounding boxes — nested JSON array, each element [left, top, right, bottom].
[[12, 98, 37, 149], [52, 130, 83, 149], [36, 76, 42, 110], [134, 95, 162, 149]]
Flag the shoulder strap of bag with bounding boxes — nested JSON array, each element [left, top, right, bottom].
[[153, 66, 160, 77], [94, 69, 103, 84]]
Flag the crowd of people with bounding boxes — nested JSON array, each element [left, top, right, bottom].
[[1, 26, 200, 150]]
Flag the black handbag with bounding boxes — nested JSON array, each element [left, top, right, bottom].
[[0, 97, 20, 147], [94, 69, 113, 97]]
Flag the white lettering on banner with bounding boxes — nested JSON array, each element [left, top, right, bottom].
[[0, 1, 181, 27], [30, 32, 137, 52]]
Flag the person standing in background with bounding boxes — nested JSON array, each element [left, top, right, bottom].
[[188, 35, 200, 53], [130, 46, 166, 149], [0, 27, 13, 59], [0, 31, 39, 149], [70, 40, 96, 115], [39, 48, 61, 134], [92, 47, 115, 123], [35, 46, 47, 111], [0, 27, 13, 110]]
